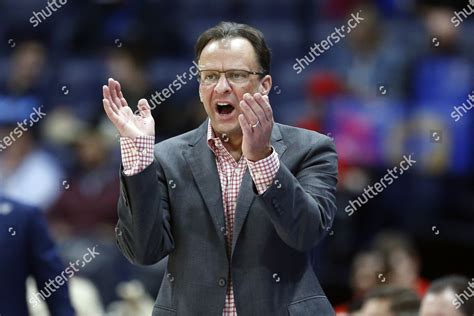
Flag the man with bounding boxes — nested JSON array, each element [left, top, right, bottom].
[[103, 21, 338, 315], [420, 275, 474, 316], [0, 195, 75, 315]]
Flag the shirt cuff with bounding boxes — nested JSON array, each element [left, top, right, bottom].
[[120, 136, 155, 176], [247, 148, 280, 195]]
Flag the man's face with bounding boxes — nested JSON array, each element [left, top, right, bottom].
[[198, 37, 271, 137], [420, 289, 465, 316]]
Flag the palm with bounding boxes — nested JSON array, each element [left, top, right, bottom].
[[102, 78, 155, 139], [115, 105, 154, 138]]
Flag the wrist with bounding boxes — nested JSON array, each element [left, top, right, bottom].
[[247, 146, 272, 162]]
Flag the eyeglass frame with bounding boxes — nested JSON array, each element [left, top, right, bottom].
[[197, 68, 266, 86]]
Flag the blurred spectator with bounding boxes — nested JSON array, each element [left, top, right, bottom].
[[409, 6, 472, 104], [48, 126, 119, 237], [335, 249, 387, 313], [373, 231, 430, 296], [0, 195, 75, 315], [419, 275, 474, 316], [0, 105, 63, 210], [360, 285, 420, 315], [343, 5, 409, 100], [0, 40, 48, 103]]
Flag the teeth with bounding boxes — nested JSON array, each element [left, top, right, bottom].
[[217, 103, 229, 106]]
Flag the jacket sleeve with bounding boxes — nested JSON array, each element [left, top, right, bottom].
[[115, 157, 174, 265], [260, 135, 338, 252]]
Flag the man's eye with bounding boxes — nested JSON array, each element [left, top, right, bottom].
[[205, 73, 218, 81], [229, 72, 246, 80]]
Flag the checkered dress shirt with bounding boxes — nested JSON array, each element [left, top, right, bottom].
[[120, 122, 280, 315]]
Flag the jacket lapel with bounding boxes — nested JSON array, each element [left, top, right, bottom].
[[183, 121, 227, 246], [231, 124, 287, 257]]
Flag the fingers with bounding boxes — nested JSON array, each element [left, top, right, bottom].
[[103, 84, 111, 102], [108, 78, 123, 108], [115, 80, 124, 106], [253, 93, 272, 122], [244, 93, 267, 123], [103, 86, 120, 114], [103, 98, 119, 122], [111, 79, 127, 106], [120, 93, 128, 108], [261, 94, 273, 122], [240, 99, 259, 127], [238, 114, 252, 136], [241, 93, 273, 127], [137, 98, 151, 118], [104, 78, 130, 111]]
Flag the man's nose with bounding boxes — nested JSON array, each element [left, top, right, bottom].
[[214, 74, 231, 94]]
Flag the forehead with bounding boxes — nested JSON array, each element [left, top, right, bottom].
[[198, 37, 259, 70]]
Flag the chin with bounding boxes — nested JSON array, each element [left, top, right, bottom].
[[212, 120, 241, 136]]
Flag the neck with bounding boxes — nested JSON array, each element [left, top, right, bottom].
[[221, 132, 243, 161]]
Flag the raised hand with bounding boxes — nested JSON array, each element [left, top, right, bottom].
[[238, 93, 274, 162], [102, 78, 155, 139]]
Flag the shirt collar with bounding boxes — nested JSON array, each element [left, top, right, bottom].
[[207, 120, 222, 156], [206, 120, 245, 166]]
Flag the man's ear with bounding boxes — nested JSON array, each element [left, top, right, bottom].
[[259, 74, 272, 95]]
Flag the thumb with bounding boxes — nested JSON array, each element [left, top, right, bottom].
[[137, 98, 152, 117]]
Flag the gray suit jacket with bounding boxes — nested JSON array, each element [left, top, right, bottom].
[[116, 120, 338, 316]]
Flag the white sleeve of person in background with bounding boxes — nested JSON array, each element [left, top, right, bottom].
[[0, 150, 63, 211]]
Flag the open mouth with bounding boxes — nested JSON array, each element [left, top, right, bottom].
[[216, 102, 235, 115]]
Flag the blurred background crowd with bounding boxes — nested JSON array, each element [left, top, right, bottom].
[[0, 0, 473, 315]]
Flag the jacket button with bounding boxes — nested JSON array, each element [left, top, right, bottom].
[[218, 278, 226, 287]]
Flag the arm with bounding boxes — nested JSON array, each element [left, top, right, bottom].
[[116, 155, 174, 265], [101, 78, 171, 265], [238, 93, 337, 252], [28, 208, 75, 315], [260, 136, 338, 252]]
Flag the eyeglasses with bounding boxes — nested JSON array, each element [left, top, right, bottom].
[[197, 69, 265, 86]]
